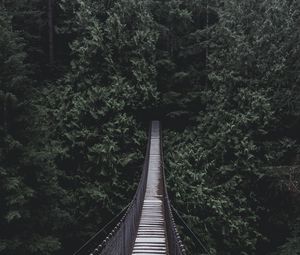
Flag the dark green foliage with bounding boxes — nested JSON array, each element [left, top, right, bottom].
[[0, 9, 62, 255], [2, 0, 49, 77], [28, 0, 159, 253], [164, 86, 274, 254], [163, 0, 300, 254], [0, 9, 31, 251], [1, 0, 159, 253]]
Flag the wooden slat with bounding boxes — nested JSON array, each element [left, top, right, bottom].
[[131, 121, 168, 255]]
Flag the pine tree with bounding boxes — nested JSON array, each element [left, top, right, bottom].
[[164, 0, 300, 253], [32, 0, 160, 252], [0, 7, 66, 255]]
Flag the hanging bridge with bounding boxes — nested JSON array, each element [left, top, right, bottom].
[[74, 121, 188, 255], [74, 121, 186, 254]]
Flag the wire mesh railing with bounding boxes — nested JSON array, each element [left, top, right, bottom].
[[73, 203, 130, 255], [159, 123, 186, 255], [88, 124, 152, 255]]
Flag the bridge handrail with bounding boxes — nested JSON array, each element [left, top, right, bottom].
[[160, 123, 186, 255], [89, 124, 152, 255]]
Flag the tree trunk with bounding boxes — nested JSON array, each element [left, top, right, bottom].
[[48, 0, 54, 65], [205, 0, 209, 88]]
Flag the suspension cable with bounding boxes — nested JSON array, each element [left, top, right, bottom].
[[73, 202, 131, 255], [171, 204, 211, 255]]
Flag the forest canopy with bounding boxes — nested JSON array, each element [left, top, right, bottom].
[[0, 0, 299, 254]]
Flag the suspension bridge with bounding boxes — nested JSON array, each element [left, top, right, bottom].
[[74, 121, 186, 255]]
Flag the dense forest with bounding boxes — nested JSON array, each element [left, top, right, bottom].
[[0, 0, 299, 254]]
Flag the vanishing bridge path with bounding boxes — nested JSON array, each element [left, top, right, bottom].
[[75, 121, 186, 255], [132, 121, 167, 254]]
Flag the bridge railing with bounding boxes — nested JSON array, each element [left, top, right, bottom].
[[89, 125, 152, 255], [160, 124, 186, 255]]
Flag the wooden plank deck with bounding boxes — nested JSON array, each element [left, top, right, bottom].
[[131, 121, 168, 255]]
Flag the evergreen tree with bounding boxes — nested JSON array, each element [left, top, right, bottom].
[[164, 0, 300, 253], [0, 9, 32, 252], [0, 6, 67, 255], [33, 0, 160, 252]]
